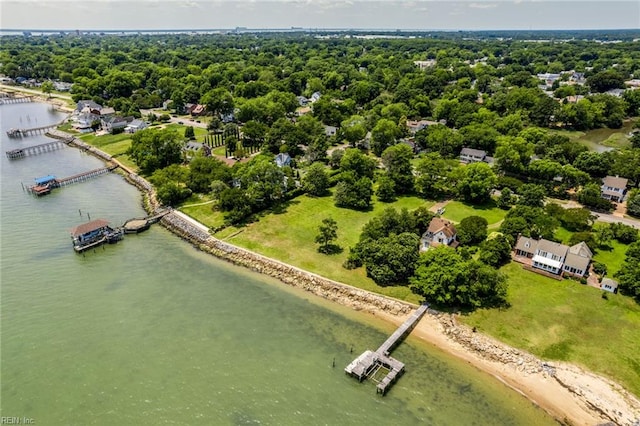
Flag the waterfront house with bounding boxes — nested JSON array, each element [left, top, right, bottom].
[[601, 175, 628, 203], [101, 116, 128, 133], [420, 218, 458, 251], [513, 236, 592, 277], [125, 119, 148, 133]]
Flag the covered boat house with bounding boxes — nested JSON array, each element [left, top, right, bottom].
[[70, 219, 123, 252], [30, 175, 57, 196]]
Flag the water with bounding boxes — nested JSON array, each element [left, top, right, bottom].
[[0, 102, 556, 425]]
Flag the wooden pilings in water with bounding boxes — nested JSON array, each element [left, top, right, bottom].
[[5, 140, 66, 159]]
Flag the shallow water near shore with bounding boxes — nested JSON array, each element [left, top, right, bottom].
[[0, 102, 556, 425]]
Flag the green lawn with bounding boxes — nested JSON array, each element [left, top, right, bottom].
[[441, 200, 507, 227], [198, 193, 432, 303], [593, 239, 628, 276], [463, 262, 640, 397], [553, 226, 573, 244], [78, 133, 138, 171], [179, 197, 226, 230]]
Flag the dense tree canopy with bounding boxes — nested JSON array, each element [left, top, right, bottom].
[[410, 246, 508, 309], [128, 128, 183, 175]]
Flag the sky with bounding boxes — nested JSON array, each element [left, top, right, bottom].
[[1, 0, 639, 32]]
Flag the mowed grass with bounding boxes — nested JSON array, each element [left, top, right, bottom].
[[79, 132, 138, 171], [593, 239, 628, 276], [207, 193, 433, 303], [463, 262, 640, 397], [441, 200, 507, 227]]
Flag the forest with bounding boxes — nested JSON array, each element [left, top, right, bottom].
[[2, 31, 640, 303]]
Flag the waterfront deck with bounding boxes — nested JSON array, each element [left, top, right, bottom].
[[345, 303, 429, 395], [123, 209, 172, 233]]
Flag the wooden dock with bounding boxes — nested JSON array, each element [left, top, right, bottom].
[[5, 140, 67, 159], [55, 166, 116, 187], [7, 123, 61, 138], [26, 165, 118, 195], [345, 303, 429, 395]]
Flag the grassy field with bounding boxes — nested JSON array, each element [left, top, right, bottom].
[[593, 239, 629, 276], [463, 262, 640, 396], [179, 196, 226, 230], [79, 132, 138, 171], [441, 200, 507, 227], [195, 193, 433, 302]]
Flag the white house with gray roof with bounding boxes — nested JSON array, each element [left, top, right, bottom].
[[514, 236, 593, 277], [601, 175, 628, 203]]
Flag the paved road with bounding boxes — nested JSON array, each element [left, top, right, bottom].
[[553, 198, 640, 229], [140, 108, 208, 129]]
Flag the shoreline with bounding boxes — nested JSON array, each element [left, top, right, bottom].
[[39, 117, 640, 425]]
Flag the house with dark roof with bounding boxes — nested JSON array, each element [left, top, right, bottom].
[[75, 100, 102, 113], [513, 236, 593, 277], [601, 175, 628, 203], [420, 218, 458, 251]]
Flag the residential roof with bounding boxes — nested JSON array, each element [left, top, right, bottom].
[[275, 152, 292, 167], [568, 241, 593, 259], [76, 100, 102, 111], [602, 176, 628, 190], [564, 252, 591, 272], [34, 175, 56, 185], [460, 147, 487, 158], [601, 278, 619, 289], [70, 219, 111, 237], [426, 217, 457, 239], [515, 236, 538, 254], [537, 239, 569, 258], [99, 107, 115, 116]]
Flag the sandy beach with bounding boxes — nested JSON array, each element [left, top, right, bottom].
[[374, 308, 640, 425], [21, 93, 640, 426]]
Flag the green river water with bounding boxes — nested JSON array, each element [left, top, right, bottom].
[[0, 102, 556, 425]]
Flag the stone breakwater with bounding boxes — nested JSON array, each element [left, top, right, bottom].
[[160, 211, 415, 316]]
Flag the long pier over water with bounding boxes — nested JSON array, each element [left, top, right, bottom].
[[6, 140, 67, 159], [345, 303, 429, 395]]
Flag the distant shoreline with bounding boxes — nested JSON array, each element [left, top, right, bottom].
[[32, 103, 640, 426]]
